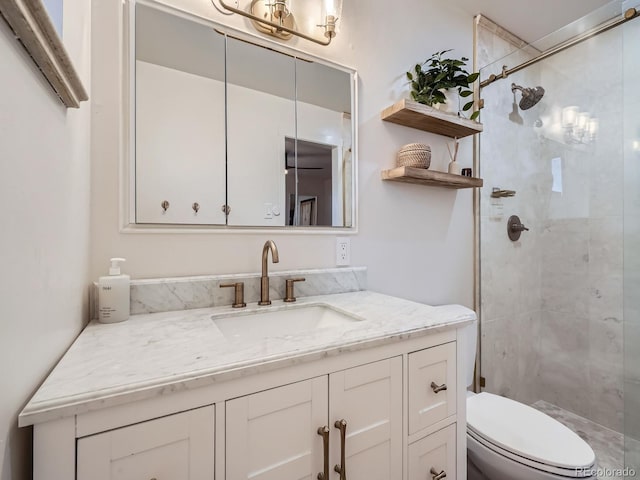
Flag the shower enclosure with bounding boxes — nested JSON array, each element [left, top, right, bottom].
[[476, 2, 639, 476]]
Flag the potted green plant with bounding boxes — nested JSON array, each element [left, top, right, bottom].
[[406, 50, 480, 120]]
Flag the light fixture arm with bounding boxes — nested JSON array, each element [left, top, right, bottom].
[[218, 0, 333, 45]]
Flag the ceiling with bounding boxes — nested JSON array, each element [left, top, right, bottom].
[[452, 0, 618, 43]]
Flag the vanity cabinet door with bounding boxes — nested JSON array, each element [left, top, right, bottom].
[[226, 376, 328, 480], [77, 405, 215, 480], [329, 357, 403, 480], [407, 424, 456, 480]]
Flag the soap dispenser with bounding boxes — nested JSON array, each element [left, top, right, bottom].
[[98, 258, 130, 324]]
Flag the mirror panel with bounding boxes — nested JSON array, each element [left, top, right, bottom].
[[226, 37, 296, 226], [292, 59, 352, 227], [135, 4, 227, 224]]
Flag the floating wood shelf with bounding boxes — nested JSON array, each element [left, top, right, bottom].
[[381, 166, 483, 189], [381, 99, 483, 138]]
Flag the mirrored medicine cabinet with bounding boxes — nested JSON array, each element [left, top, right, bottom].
[[130, 1, 356, 229]]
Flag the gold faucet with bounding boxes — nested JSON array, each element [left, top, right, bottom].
[[259, 240, 280, 305]]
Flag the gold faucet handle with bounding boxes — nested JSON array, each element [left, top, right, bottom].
[[220, 282, 247, 308], [284, 278, 306, 303]]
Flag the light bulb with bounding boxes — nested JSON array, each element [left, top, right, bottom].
[[577, 112, 590, 132], [324, 0, 341, 17], [562, 106, 578, 128], [321, 0, 343, 35]]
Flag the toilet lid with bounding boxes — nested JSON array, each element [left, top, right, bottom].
[[467, 393, 595, 470]]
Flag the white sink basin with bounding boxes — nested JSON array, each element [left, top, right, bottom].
[[212, 304, 362, 341]]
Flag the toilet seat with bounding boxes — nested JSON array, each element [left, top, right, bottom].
[[467, 393, 595, 478]]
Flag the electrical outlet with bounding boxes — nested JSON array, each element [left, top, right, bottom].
[[264, 203, 273, 219], [336, 237, 350, 266]]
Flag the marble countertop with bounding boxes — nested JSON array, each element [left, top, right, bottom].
[[19, 291, 476, 427]]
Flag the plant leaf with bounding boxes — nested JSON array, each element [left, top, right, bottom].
[[406, 72, 413, 81], [463, 101, 474, 111], [459, 90, 473, 97], [467, 72, 480, 83], [470, 111, 480, 121]]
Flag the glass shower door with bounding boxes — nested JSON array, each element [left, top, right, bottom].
[[623, 10, 640, 476]]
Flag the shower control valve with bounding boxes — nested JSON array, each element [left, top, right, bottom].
[[507, 215, 529, 241]]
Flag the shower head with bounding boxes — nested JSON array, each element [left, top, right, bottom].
[[511, 83, 545, 110]]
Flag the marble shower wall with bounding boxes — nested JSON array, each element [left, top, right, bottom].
[[479, 20, 624, 432], [478, 18, 545, 405]]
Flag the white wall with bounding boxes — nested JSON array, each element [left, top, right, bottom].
[[91, 0, 475, 307], [0, 0, 92, 477]]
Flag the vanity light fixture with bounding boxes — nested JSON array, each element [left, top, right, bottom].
[[216, 0, 343, 45], [561, 106, 598, 144]]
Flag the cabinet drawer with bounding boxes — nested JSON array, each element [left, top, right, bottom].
[[408, 342, 456, 434], [77, 405, 215, 480], [408, 423, 456, 480]]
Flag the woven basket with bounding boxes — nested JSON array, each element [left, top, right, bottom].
[[396, 143, 431, 169]]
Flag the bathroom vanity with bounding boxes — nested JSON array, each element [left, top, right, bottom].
[[20, 290, 475, 480]]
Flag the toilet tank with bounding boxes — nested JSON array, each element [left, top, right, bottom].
[[460, 321, 478, 389]]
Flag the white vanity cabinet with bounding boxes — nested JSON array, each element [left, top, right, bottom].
[[226, 358, 402, 480], [76, 406, 215, 480], [27, 322, 470, 480]]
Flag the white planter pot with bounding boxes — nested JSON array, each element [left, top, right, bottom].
[[434, 89, 459, 114]]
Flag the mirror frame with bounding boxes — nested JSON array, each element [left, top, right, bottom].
[[121, 0, 358, 234], [0, 0, 88, 107]]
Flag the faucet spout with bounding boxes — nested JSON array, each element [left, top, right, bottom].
[[259, 240, 279, 305]]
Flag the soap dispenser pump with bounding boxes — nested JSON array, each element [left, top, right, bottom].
[[98, 258, 130, 324]]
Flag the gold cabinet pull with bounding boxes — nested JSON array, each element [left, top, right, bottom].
[[430, 381, 447, 394], [317, 426, 329, 480], [334, 419, 347, 480], [430, 467, 447, 480]]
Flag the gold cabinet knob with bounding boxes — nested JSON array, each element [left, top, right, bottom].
[[430, 467, 446, 480], [430, 381, 447, 393]]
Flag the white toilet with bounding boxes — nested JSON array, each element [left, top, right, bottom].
[[461, 325, 596, 479]]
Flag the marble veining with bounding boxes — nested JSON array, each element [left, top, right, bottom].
[[91, 267, 367, 318], [533, 401, 624, 480], [20, 290, 475, 427]]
